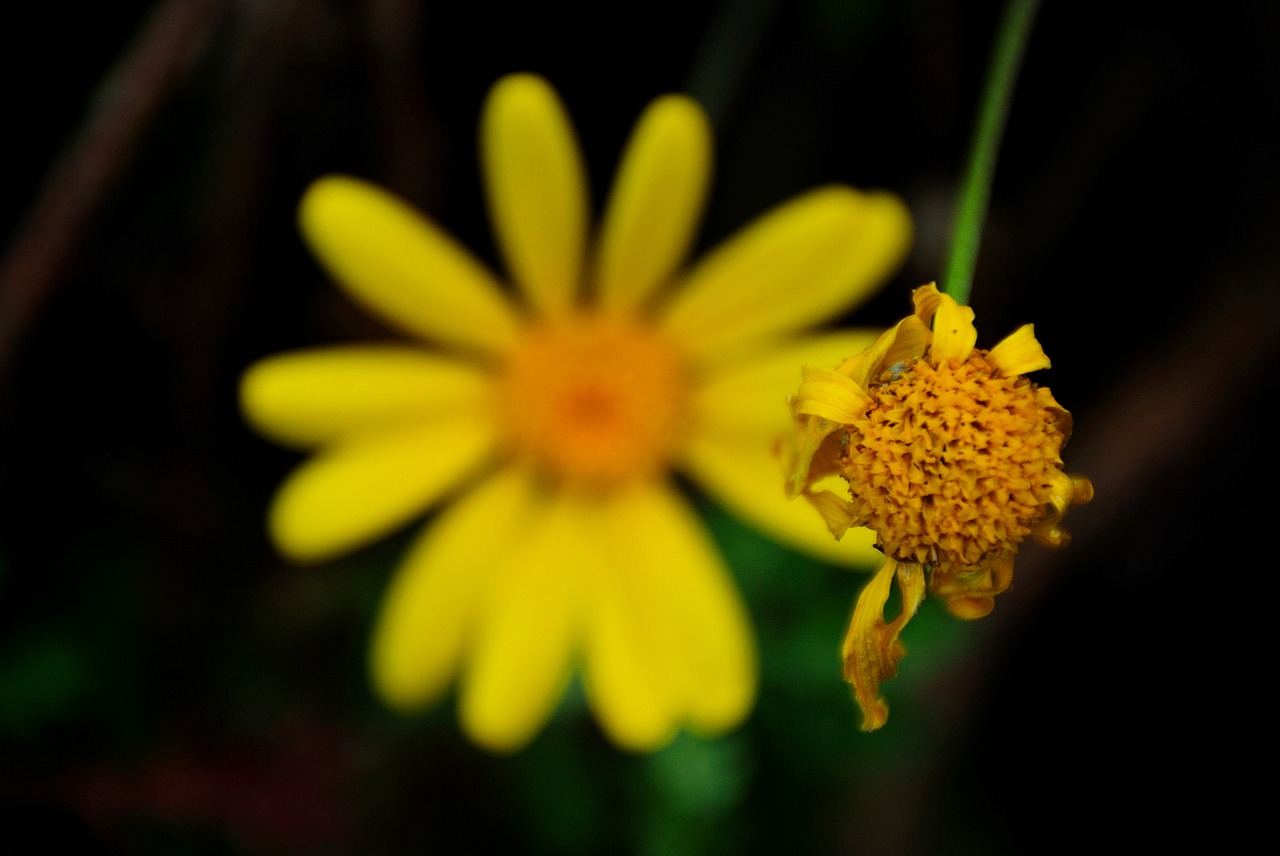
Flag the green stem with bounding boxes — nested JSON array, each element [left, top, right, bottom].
[[942, 0, 1041, 305]]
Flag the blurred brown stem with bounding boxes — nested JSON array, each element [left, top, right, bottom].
[[0, 0, 227, 392]]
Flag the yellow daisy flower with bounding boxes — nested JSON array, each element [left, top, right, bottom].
[[784, 283, 1093, 731], [240, 73, 911, 753]]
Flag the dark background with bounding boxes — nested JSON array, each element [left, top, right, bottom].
[[1, 0, 1273, 853]]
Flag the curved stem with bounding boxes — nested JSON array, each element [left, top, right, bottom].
[[942, 0, 1041, 305]]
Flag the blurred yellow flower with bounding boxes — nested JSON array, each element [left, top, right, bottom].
[[240, 73, 911, 752], [784, 283, 1092, 731]]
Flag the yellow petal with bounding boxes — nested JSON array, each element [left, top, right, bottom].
[[781, 413, 844, 500], [693, 330, 882, 439], [796, 365, 873, 423], [580, 488, 688, 750], [581, 580, 682, 749], [267, 416, 498, 563], [841, 559, 926, 731], [855, 317, 936, 386], [459, 482, 583, 753], [1036, 384, 1073, 440], [804, 487, 860, 541], [987, 323, 1051, 376], [1031, 470, 1093, 550], [844, 314, 931, 390], [240, 346, 492, 448], [298, 176, 519, 354], [910, 282, 944, 321], [368, 466, 533, 710], [481, 74, 589, 316], [595, 95, 712, 312], [681, 429, 882, 568], [607, 481, 756, 734], [932, 551, 1015, 620], [661, 187, 911, 363], [928, 292, 977, 364]]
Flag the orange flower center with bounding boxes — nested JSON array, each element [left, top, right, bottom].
[[495, 312, 691, 487], [840, 351, 1067, 568]]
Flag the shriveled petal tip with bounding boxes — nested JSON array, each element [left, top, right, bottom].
[[842, 559, 926, 732], [482, 73, 589, 317], [267, 416, 498, 564], [803, 488, 858, 541], [369, 467, 532, 711], [987, 323, 1051, 376], [239, 346, 492, 448], [596, 94, 713, 312], [1036, 385, 1074, 441], [661, 186, 912, 363], [298, 176, 519, 354], [1031, 471, 1094, 550], [932, 552, 1014, 620]]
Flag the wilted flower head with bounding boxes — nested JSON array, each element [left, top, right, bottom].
[[784, 283, 1092, 730], [241, 73, 912, 752]]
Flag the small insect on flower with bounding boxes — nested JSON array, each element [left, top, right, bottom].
[[782, 283, 1093, 731]]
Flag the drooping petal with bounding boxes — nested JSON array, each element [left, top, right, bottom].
[[781, 413, 845, 501], [796, 365, 873, 423], [987, 323, 1051, 376], [240, 346, 493, 448], [660, 187, 911, 363], [298, 176, 519, 354], [692, 330, 881, 439], [267, 416, 498, 563], [842, 559, 926, 731], [932, 550, 1016, 620], [1030, 470, 1093, 550], [459, 480, 583, 753], [681, 429, 883, 568], [368, 466, 533, 711], [481, 74, 589, 316], [603, 481, 756, 734], [594, 95, 712, 311], [804, 488, 860, 541], [1035, 385, 1074, 440]]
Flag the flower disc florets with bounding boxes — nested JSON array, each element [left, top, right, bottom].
[[496, 312, 691, 487], [784, 282, 1092, 732], [841, 349, 1067, 569]]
